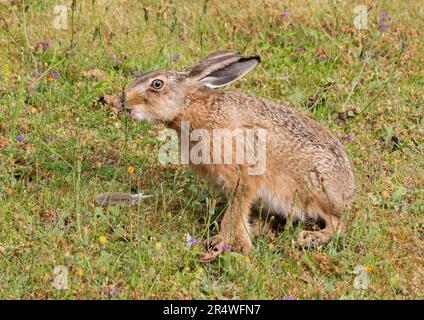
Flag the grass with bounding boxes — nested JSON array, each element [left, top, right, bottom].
[[0, 0, 423, 299]]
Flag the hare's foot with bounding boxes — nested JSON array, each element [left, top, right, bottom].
[[297, 230, 332, 248], [198, 234, 251, 263], [198, 235, 226, 263], [297, 214, 340, 248]]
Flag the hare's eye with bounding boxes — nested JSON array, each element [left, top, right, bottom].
[[151, 79, 164, 90]]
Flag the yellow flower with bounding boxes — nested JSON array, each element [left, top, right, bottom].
[[196, 267, 204, 275], [154, 242, 162, 250], [76, 267, 84, 277], [127, 166, 135, 174], [135, 138, 142, 145], [98, 235, 107, 245], [382, 190, 390, 199], [95, 161, 102, 168], [366, 264, 372, 273], [30, 107, 37, 114]]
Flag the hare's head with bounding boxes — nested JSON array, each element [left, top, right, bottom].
[[124, 51, 260, 123]]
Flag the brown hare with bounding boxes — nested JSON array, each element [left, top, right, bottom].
[[124, 51, 356, 262]]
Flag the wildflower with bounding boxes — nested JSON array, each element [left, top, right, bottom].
[[76, 267, 84, 277], [347, 133, 353, 141], [154, 242, 162, 250], [98, 235, 107, 245], [196, 267, 204, 275], [48, 70, 58, 80], [135, 138, 142, 145], [379, 23, 388, 30], [108, 288, 120, 296], [283, 8, 288, 17], [30, 107, 37, 114], [295, 46, 303, 52], [282, 296, 294, 300], [16, 133, 25, 142], [222, 244, 229, 251], [110, 54, 125, 64], [127, 166, 135, 174], [378, 10, 388, 30], [381, 11, 387, 20], [184, 233, 199, 250], [173, 54, 181, 62], [381, 190, 390, 199], [366, 264, 372, 273], [35, 38, 52, 52], [95, 161, 102, 168]]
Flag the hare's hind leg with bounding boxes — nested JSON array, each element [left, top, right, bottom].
[[297, 212, 341, 248]]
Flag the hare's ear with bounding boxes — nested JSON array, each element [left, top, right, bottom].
[[188, 52, 260, 88]]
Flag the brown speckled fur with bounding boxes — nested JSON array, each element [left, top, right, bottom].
[[125, 51, 356, 262]]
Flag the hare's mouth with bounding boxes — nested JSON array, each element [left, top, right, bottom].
[[129, 109, 158, 123]]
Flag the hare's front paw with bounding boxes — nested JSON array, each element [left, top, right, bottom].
[[198, 234, 251, 263], [198, 235, 226, 263]]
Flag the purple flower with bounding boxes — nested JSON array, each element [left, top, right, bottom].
[[379, 11, 388, 30], [222, 244, 229, 251], [378, 23, 388, 30], [283, 8, 288, 17], [184, 234, 199, 250], [295, 46, 303, 52], [108, 288, 120, 296], [50, 70, 58, 79], [35, 38, 52, 52], [110, 54, 125, 64], [282, 296, 294, 300], [173, 54, 181, 62], [381, 11, 387, 20], [16, 134, 25, 142], [347, 133, 353, 141]]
